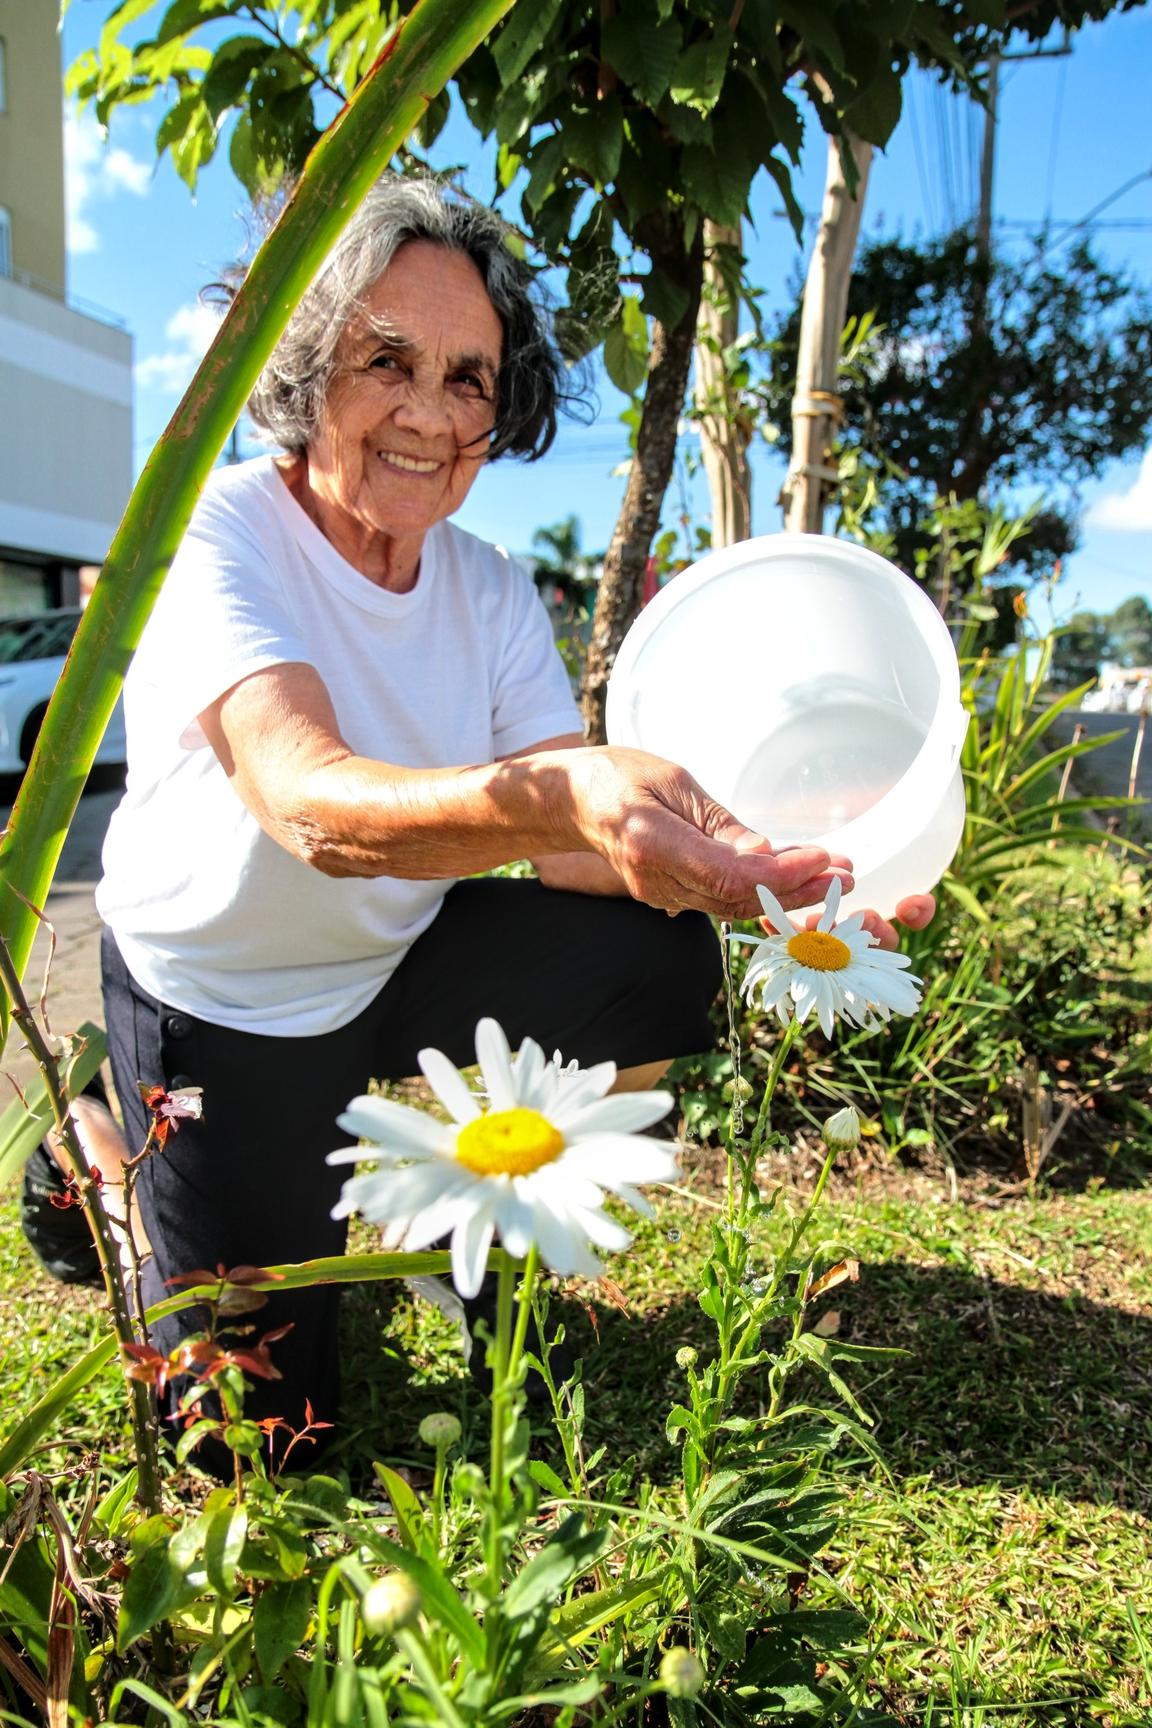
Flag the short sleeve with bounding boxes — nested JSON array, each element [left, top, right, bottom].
[[489, 558, 582, 755], [131, 480, 313, 748]]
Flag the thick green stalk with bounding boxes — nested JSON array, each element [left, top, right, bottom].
[[0, 0, 517, 1041]]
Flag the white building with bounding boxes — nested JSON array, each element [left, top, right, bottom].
[[0, 4, 132, 614]]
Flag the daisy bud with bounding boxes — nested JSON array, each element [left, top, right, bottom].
[[675, 1346, 698, 1370], [362, 1571, 421, 1635], [418, 1411, 462, 1450], [659, 1647, 705, 1698], [822, 1105, 861, 1152]]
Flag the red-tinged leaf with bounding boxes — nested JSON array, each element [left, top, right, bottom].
[[217, 1286, 269, 1317], [807, 1258, 860, 1300], [227, 1350, 283, 1382], [259, 1322, 296, 1345], [164, 1267, 221, 1288], [224, 1263, 284, 1286]]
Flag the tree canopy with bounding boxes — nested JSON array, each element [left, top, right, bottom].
[[763, 229, 1152, 581]]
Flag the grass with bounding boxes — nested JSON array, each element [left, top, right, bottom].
[[2, 1141, 1151, 1725]]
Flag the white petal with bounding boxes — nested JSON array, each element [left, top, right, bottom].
[[511, 1035, 547, 1105], [475, 1018, 517, 1111], [817, 875, 843, 931], [565, 1137, 680, 1188], [417, 1046, 481, 1124], [451, 1208, 496, 1299], [755, 883, 797, 936], [549, 1060, 617, 1113], [557, 1090, 672, 1136], [337, 1096, 451, 1154], [527, 1200, 606, 1279]]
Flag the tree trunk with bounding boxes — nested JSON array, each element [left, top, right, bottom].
[[581, 228, 705, 743], [780, 128, 873, 535], [694, 220, 752, 549]]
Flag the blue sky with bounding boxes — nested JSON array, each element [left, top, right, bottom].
[[60, 1, 1152, 620]]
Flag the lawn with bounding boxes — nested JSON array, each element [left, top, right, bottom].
[[4, 1126, 1150, 1726]]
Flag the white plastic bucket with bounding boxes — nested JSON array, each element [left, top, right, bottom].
[[605, 534, 968, 917]]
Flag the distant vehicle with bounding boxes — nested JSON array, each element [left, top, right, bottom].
[[0, 609, 127, 774], [1081, 664, 1152, 716]]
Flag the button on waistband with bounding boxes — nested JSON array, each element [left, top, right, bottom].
[[164, 1014, 193, 1040]]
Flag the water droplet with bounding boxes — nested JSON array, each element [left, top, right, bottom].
[[666, 1229, 681, 1243]]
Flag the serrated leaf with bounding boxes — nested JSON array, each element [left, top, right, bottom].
[[778, 2, 843, 71], [524, 130, 565, 214], [601, 13, 682, 107], [492, 0, 565, 86], [156, 0, 235, 48], [681, 141, 749, 227], [670, 30, 732, 115], [762, 79, 805, 164], [254, 1577, 312, 1680], [564, 95, 623, 185], [201, 36, 270, 122], [846, 66, 903, 148]]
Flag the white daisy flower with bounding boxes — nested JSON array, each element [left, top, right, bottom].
[[731, 877, 922, 1039], [327, 1019, 679, 1298]]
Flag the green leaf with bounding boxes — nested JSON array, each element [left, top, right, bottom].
[[255, 1577, 313, 1680], [201, 36, 270, 122], [846, 66, 903, 148], [526, 1458, 569, 1497], [372, 1462, 424, 1551], [118, 1536, 196, 1651], [641, 268, 690, 331], [670, 30, 732, 115], [778, 1, 844, 71], [492, 0, 565, 86], [603, 299, 649, 396], [0, 1020, 107, 1189], [601, 13, 682, 108], [156, 0, 236, 47], [502, 1514, 605, 1617], [681, 141, 749, 227], [564, 95, 623, 186], [762, 79, 805, 164], [204, 1503, 249, 1598], [524, 130, 565, 214]]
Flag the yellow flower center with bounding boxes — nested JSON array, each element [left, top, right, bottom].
[[455, 1107, 565, 1177], [786, 930, 852, 972]]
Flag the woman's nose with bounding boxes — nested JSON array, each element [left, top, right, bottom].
[[390, 380, 455, 437]]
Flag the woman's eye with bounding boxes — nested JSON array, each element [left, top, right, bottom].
[[367, 353, 402, 375], [452, 372, 489, 398]]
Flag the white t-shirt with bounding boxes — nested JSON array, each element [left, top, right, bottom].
[[97, 457, 581, 1035]]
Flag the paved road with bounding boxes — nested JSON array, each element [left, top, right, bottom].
[[1048, 710, 1152, 827], [0, 766, 125, 1099]]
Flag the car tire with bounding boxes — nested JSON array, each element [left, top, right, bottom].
[[19, 703, 48, 768]]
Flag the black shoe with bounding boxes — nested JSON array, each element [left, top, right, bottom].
[[20, 1143, 102, 1286]]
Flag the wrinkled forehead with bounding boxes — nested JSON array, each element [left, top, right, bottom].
[[338, 244, 504, 365]]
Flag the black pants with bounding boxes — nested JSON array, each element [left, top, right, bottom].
[[102, 879, 721, 1448]]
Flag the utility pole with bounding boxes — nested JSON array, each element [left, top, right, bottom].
[[975, 48, 1000, 260]]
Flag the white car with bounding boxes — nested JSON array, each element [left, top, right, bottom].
[[0, 609, 127, 775]]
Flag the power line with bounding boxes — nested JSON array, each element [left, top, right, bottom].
[[907, 76, 936, 233], [1039, 166, 1152, 257], [1043, 54, 1069, 230]]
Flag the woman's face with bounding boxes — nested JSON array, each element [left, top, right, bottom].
[[306, 241, 504, 558]]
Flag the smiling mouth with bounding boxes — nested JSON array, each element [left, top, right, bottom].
[[378, 450, 441, 474]]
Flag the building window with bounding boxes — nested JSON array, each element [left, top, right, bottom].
[[0, 207, 10, 279]]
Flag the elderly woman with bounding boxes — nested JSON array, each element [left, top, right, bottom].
[[24, 176, 929, 1451]]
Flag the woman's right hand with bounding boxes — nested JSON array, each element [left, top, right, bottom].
[[564, 746, 851, 922]]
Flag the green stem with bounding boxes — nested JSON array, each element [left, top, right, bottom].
[[485, 1250, 516, 1592], [395, 1628, 467, 1728]]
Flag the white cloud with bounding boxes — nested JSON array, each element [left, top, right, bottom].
[[1087, 449, 1152, 534], [136, 301, 223, 393], [65, 105, 151, 255]]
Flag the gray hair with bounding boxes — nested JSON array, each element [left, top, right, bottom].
[[236, 174, 571, 461]]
